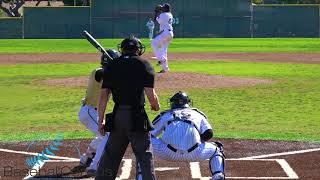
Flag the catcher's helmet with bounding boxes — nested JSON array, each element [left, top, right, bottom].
[[118, 35, 145, 56], [170, 91, 191, 109], [100, 49, 121, 66]]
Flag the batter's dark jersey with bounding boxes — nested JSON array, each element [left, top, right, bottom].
[[102, 55, 155, 106]]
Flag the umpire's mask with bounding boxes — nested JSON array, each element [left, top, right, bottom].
[[118, 36, 145, 56]]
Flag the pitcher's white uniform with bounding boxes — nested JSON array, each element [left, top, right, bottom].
[[78, 68, 109, 168], [151, 12, 174, 72], [150, 108, 225, 179]]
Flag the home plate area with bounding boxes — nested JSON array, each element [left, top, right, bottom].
[[1, 138, 320, 179], [25, 158, 297, 179]]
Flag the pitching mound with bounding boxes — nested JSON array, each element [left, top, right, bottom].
[[41, 72, 272, 90]]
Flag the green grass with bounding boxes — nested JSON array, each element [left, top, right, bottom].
[[1, 38, 320, 53], [0, 61, 319, 142]]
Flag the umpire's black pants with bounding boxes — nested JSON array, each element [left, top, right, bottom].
[[96, 106, 156, 180]]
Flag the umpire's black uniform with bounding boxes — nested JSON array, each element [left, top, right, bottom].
[[96, 38, 157, 180]]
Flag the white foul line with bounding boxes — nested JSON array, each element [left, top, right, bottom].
[[155, 167, 180, 171], [238, 148, 320, 160], [44, 159, 80, 163], [0, 148, 79, 161], [227, 177, 298, 179]]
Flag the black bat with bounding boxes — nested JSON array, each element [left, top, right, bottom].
[[82, 30, 113, 60]]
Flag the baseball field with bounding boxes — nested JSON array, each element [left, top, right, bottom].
[[0, 38, 320, 179]]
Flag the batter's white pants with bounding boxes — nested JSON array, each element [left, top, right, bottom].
[[151, 30, 173, 72], [151, 137, 225, 179], [88, 134, 109, 171], [78, 105, 109, 165]]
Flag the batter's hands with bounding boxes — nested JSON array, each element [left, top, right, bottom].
[[151, 103, 160, 111]]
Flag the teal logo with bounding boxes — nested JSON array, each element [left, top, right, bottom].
[[25, 133, 63, 168]]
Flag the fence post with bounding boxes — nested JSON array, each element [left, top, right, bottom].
[[250, 3, 254, 38]]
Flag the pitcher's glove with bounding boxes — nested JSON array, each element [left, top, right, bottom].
[[154, 4, 163, 20]]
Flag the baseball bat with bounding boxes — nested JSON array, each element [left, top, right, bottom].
[[82, 30, 113, 60]]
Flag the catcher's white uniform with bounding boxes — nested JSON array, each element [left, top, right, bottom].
[[151, 12, 174, 72], [150, 107, 225, 180]]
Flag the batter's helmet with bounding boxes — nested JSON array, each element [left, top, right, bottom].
[[118, 35, 145, 56], [100, 49, 121, 66], [170, 91, 192, 109]]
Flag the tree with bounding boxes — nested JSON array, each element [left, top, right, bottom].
[[0, 0, 24, 17]]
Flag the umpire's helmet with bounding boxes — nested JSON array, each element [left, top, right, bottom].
[[100, 49, 121, 66], [118, 35, 145, 56], [170, 91, 191, 109]]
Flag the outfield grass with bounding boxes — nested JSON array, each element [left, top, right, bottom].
[[0, 61, 319, 142], [0, 38, 320, 53]]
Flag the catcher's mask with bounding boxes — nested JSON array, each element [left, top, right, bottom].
[[169, 91, 192, 109], [117, 36, 145, 56], [101, 49, 121, 66]]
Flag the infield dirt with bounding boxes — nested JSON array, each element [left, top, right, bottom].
[[0, 52, 320, 64]]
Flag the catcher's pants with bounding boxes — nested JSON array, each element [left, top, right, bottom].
[[78, 105, 109, 165], [96, 106, 156, 180], [151, 137, 225, 178], [151, 29, 173, 72]]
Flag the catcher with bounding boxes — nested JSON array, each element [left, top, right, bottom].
[[137, 91, 226, 180]]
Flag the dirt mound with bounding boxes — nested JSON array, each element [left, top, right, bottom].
[[41, 72, 272, 90]]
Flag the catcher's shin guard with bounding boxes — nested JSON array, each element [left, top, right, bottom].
[[209, 142, 225, 180]]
